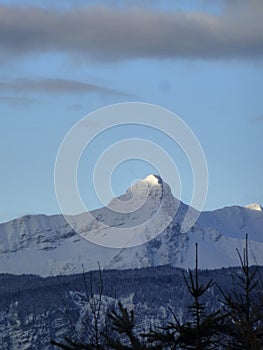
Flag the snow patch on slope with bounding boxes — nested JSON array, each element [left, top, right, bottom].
[[245, 203, 262, 211]]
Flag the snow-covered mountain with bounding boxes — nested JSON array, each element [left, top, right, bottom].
[[0, 175, 262, 276]]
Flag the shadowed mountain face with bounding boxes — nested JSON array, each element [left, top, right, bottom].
[[0, 175, 262, 276]]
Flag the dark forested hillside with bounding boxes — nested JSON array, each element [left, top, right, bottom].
[[0, 265, 262, 349]]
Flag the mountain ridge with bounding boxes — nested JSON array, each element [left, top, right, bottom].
[[0, 175, 262, 276]]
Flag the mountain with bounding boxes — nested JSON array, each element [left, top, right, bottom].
[[0, 175, 262, 276]]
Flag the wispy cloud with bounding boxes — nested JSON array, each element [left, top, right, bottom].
[[0, 78, 127, 96], [0, 2, 262, 62], [249, 115, 263, 123], [67, 103, 84, 111], [0, 95, 37, 106]]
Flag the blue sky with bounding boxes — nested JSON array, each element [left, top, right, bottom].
[[0, 0, 263, 222]]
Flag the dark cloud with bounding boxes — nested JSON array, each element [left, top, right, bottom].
[[0, 2, 262, 61], [0, 78, 127, 96]]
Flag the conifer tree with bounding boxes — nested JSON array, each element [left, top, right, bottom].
[[104, 302, 161, 349], [219, 234, 263, 349], [145, 243, 224, 349]]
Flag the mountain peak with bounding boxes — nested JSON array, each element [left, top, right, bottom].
[[245, 203, 262, 211], [144, 174, 163, 186], [125, 174, 164, 199], [106, 174, 177, 222]]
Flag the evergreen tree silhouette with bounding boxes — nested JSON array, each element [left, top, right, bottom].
[[145, 243, 224, 349], [219, 234, 263, 349], [104, 301, 161, 349]]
